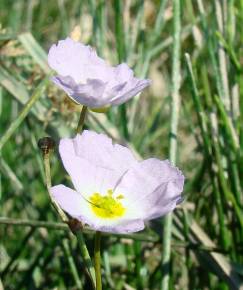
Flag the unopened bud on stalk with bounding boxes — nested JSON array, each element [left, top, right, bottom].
[[38, 137, 55, 155]]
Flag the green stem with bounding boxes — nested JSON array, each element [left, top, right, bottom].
[[215, 0, 231, 113], [0, 217, 158, 242], [0, 217, 239, 253], [62, 239, 83, 289], [0, 77, 49, 151], [185, 53, 212, 156], [76, 105, 88, 134], [43, 152, 68, 222], [161, 0, 181, 289], [76, 230, 96, 288], [0, 217, 69, 230], [94, 231, 102, 290], [114, 0, 129, 140], [0, 157, 23, 192]]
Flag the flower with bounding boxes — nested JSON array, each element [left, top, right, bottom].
[[50, 130, 184, 233], [48, 38, 151, 108]]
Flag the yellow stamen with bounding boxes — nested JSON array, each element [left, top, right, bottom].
[[89, 189, 126, 219]]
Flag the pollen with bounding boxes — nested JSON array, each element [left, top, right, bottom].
[[89, 189, 126, 219]]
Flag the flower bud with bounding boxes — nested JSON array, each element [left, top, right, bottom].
[[38, 137, 55, 155]]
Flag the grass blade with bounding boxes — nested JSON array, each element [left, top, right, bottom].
[[161, 0, 181, 289]]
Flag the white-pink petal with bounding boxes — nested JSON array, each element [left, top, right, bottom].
[[50, 184, 88, 217], [59, 132, 137, 196], [114, 158, 184, 217], [74, 131, 137, 174]]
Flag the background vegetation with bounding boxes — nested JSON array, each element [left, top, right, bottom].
[[0, 0, 242, 289]]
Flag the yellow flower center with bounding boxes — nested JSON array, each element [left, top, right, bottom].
[[89, 189, 126, 219]]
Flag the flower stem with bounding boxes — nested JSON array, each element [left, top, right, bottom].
[[76, 105, 88, 134], [94, 231, 102, 290], [76, 230, 96, 289], [161, 0, 181, 289], [42, 147, 68, 222], [62, 238, 83, 289]]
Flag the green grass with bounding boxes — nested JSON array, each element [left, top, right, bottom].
[[0, 0, 243, 289]]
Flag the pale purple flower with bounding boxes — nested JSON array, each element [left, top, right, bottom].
[[48, 38, 151, 108], [50, 130, 184, 233]]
